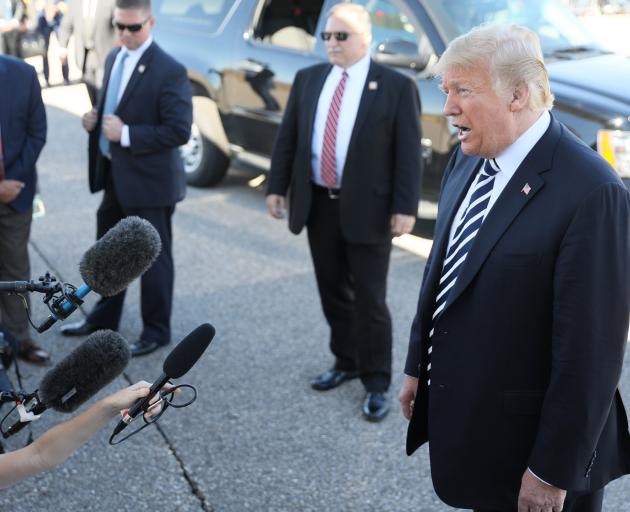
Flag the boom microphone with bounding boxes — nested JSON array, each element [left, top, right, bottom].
[[39, 331, 131, 412], [111, 323, 215, 437], [37, 217, 162, 332], [4, 330, 130, 437]]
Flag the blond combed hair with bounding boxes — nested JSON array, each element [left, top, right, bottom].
[[434, 24, 554, 110]]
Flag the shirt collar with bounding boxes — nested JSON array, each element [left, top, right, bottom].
[[494, 110, 551, 178], [122, 35, 153, 59], [332, 52, 371, 78]]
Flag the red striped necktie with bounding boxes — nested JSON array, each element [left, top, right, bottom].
[[320, 70, 348, 188]]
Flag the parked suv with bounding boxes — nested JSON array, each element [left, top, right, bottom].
[[153, 0, 630, 218]]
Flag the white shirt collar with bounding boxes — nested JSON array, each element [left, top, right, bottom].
[[332, 52, 371, 77], [494, 110, 551, 178], [122, 35, 153, 58]]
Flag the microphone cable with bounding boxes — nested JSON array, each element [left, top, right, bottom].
[[108, 383, 198, 445]]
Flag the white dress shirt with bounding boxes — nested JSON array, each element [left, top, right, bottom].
[[108, 36, 153, 147], [447, 110, 551, 248], [311, 53, 371, 187]]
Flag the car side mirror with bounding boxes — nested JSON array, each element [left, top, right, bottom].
[[373, 39, 430, 71]]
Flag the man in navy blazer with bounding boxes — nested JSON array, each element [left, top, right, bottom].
[[267, 3, 422, 421], [399, 24, 630, 511], [61, 0, 192, 357], [0, 56, 48, 364]]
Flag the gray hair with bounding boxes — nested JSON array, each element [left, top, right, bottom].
[[328, 3, 372, 38], [434, 24, 554, 110]]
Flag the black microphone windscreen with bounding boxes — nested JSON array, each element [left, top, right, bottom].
[[79, 216, 162, 297], [39, 330, 130, 413], [163, 324, 215, 379]]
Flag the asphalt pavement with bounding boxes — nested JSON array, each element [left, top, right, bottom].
[[0, 83, 629, 511]]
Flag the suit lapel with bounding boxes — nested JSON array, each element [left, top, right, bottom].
[[304, 64, 332, 154], [442, 117, 562, 313], [116, 43, 156, 113], [346, 61, 381, 156]]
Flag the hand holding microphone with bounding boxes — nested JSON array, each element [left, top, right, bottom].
[[111, 323, 215, 442], [0, 379, 171, 490]]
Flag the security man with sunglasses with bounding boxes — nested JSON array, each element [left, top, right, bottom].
[[61, 0, 192, 358], [266, 3, 422, 421]]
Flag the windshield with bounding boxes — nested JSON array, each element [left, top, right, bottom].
[[424, 0, 602, 55]]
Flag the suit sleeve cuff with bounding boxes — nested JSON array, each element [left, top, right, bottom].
[[121, 125, 130, 147], [528, 467, 552, 486]]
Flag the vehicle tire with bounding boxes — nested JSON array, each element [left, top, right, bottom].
[[180, 96, 231, 187]]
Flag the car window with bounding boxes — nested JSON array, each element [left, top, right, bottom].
[[252, 0, 325, 52], [352, 0, 434, 56], [424, 0, 600, 55], [153, 0, 235, 33]]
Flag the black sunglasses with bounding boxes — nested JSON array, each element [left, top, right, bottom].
[[320, 31, 351, 42], [112, 17, 150, 32]]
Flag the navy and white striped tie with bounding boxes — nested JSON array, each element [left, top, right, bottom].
[[426, 158, 500, 385]]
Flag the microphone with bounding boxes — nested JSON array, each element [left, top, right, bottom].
[[3, 330, 130, 438], [36, 217, 162, 332], [111, 323, 215, 437]]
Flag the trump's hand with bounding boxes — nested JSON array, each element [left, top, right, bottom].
[[0, 180, 25, 203], [82, 109, 97, 132], [266, 194, 286, 219], [391, 214, 415, 237], [102, 114, 124, 142], [398, 375, 418, 420], [518, 469, 566, 512]]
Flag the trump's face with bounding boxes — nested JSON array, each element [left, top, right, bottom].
[[441, 63, 516, 158]]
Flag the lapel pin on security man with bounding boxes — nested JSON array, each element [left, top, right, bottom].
[[368, 81, 378, 90], [521, 183, 531, 195], [138, 64, 146, 74]]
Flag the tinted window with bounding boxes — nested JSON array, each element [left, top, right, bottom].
[[353, 0, 433, 55], [425, 0, 600, 55], [252, 0, 324, 52], [154, 0, 234, 33]]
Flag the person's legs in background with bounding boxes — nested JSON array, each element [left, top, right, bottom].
[[0, 204, 50, 365]]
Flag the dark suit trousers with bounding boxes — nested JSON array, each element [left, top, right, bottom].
[[474, 486, 604, 512], [306, 185, 392, 392], [0, 204, 32, 342], [86, 175, 174, 345]]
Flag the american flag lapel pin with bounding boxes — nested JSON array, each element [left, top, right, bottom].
[[138, 64, 146, 74], [368, 81, 378, 90], [521, 183, 531, 195]]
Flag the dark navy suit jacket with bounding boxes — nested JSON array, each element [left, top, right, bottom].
[[88, 42, 192, 209], [0, 56, 46, 213], [405, 115, 630, 510]]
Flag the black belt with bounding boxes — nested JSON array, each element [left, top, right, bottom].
[[312, 183, 341, 199]]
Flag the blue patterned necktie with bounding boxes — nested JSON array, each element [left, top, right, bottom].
[[99, 51, 128, 157], [426, 158, 500, 385]]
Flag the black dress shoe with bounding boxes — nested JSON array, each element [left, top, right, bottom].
[[17, 340, 51, 366], [130, 339, 168, 357], [60, 320, 102, 337], [310, 369, 358, 391], [363, 392, 389, 422]]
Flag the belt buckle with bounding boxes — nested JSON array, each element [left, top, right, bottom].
[[327, 188, 340, 199]]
